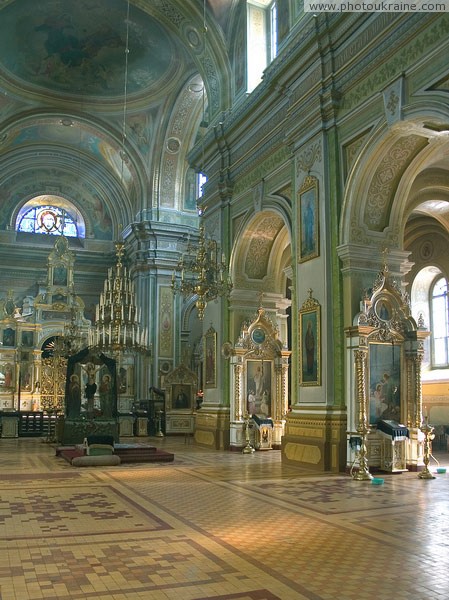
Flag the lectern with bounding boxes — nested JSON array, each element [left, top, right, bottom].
[[377, 419, 409, 472]]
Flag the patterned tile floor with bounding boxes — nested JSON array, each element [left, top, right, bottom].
[[1, 436, 449, 600]]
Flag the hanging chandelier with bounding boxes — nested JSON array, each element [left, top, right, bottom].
[[90, 241, 150, 354], [61, 297, 85, 356], [171, 223, 232, 320]]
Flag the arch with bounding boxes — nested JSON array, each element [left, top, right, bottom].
[[0, 110, 148, 235], [143, 0, 233, 117], [231, 207, 292, 296], [340, 112, 449, 250], [158, 73, 206, 212]]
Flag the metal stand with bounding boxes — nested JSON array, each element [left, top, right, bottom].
[[242, 413, 255, 454], [352, 424, 373, 480], [418, 417, 435, 480], [155, 410, 164, 437]]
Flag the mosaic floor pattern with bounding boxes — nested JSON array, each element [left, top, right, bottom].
[[0, 437, 449, 600]]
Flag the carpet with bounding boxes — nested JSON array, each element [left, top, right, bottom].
[[114, 444, 174, 463], [56, 445, 174, 465]]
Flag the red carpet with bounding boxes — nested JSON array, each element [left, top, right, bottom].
[[56, 444, 174, 465]]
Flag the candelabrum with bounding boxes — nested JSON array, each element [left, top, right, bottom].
[[242, 413, 255, 454], [171, 224, 232, 320], [90, 241, 150, 355], [418, 416, 435, 480], [155, 410, 164, 437], [351, 424, 373, 480]]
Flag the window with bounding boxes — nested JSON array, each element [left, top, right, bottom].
[[198, 172, 207, 199], [270, 1, 278, 61], [431, 276, 449, 367], [15, 196, 85, 238], [247, 0, 278, 93]]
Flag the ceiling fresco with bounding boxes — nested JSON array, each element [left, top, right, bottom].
[[1, 122, 133, 184], [0, 0, 232, 241], [0, 0, 176, 100]]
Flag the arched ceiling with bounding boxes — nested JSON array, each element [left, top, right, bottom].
[[0, 0, 236, 235], [341, 122, 449, 250], [232, 211, 291, 295]]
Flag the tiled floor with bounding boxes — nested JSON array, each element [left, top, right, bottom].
[[1, 436, 449, 600]]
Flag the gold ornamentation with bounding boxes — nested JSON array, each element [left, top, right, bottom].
[[91, 241, 150, 355], [171, 223, 232, 320], [352, 349, 373, 481], [418, 416, 435, 480]]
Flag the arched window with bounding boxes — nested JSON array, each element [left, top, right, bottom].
[[431, 276, 449, 367], [15, 195, 85, 238]]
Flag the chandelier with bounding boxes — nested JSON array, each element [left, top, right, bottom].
[[90, 241, 150, 354], [61, 294, 85, 356], [171, 223, 232, 320]]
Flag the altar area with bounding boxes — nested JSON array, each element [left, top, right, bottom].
[[0, 236, 150, 446], [345, 261, 430, 475], [222, 306, 291, 451]]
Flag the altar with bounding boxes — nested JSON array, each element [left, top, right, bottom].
[[345, 262, 429, 475]]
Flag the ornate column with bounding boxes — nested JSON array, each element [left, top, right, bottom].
[[352, 348, 372, 480], [414, 353, 423, 428], [234, 362, 243, 421], [405, 353, 415, 427], [275, 364, 283, 421], [405, 344, 426, 470], [227, 355, 246, 449], [281, 360, 289, 417]]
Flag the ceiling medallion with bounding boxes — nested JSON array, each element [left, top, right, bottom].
[[185, 26, 201, 49], [166, 137, 181, 154], [419, 240, 434, 260]]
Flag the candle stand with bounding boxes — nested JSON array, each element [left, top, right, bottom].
[[242, 413, 255, 454], [418, 417, 435, 480]]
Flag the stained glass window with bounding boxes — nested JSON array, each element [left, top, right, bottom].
[[15, 196, 85, 238], [17, 206, 77, 237]]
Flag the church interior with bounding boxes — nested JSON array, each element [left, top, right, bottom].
[[1, 1, 449, 597]]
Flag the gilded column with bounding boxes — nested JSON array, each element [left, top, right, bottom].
[[406, 354, 414, 427], [414, 353, 423, 427], [353, 348, 372, 480], [275, 364, 283, 421], [282, 362, 289, 418], [234, 362, 243, 420]]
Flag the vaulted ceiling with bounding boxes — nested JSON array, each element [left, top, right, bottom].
[[0, 0, 237, 238]]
